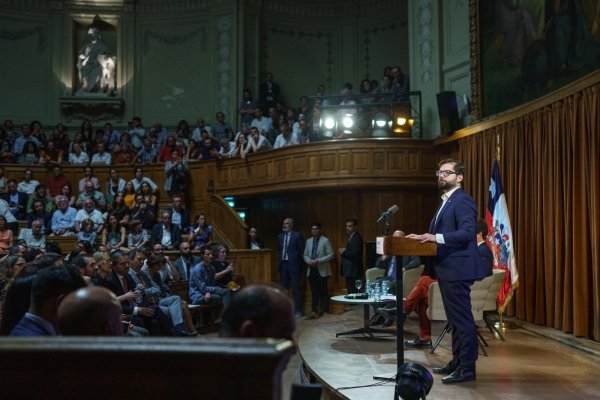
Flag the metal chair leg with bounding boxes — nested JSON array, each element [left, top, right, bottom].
[[430, 323, 449, 354], [484, 313, 506, 341]]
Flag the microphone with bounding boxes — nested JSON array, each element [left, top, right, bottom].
[[377, 204, 399, 223]]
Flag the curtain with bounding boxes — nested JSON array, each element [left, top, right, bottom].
[[454, 81, 600, 340]]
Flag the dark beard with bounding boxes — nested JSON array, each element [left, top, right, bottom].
[[438, 179, 455, 191]]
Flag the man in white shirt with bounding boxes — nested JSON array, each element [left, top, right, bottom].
[[274, 124, 298, 149], [75, 198, 105, 234], [90, 142, 112, 165], [191, 117, 213, 142], [130, 167, 158, 193], [244, 127, 272, 155], [68, 143, 89, 165], [250, 107, 273, 136], [17, 169, 40, 195], [18, 218, 46, 249], [128, 116, 146, 151]]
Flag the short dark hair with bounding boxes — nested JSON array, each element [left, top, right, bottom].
[[220, 285, 277, 337], [311, 222, 321, 229], [439, 159, 465, 176], [346, 218, 358, 226], [477, 219, 488, 237], [30, 266, 85, 308]]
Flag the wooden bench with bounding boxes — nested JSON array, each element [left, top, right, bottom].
[[0, 337, 295, 400]]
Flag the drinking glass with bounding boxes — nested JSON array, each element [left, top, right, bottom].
[[355, 279, 363, 292]]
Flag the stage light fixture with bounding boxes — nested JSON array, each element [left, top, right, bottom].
[[341, 113, 354, 129], [371, 112, 392, 137], [320, 112, 337, 137], [395, 362, 433, 400]]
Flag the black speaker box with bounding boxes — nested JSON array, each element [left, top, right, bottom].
[[436, 91, 460, 135]]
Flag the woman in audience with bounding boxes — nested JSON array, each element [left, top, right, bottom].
[[105, 168, 126, 205], [130, 193, 155, 231], [189, 213, 213, 250], [360, 78, 376, 104], [26, 199, 52, 234], [80, 119, 94, 142], [286, 108, 297, 129], [247, 226, 264, 249], [108, 191, 131, 227], [56, 183, 77, 208], [0, 255, 26, 294], [39, 141, 65, 165], [211, 243, 236, 288], [0, 140, 14, 163], [185, 139, 202, 161], [123, 181, 137, 208], [30, 120, 48, 147], [127, 219, 148, 251], [174, 127, 189, 151], [0, 215, 14, 254], [17, 141, 40, 164], [176, 119, 191, 139], [158, 135, 183, 163], [138, 181, 157, 208], [112, 141, 137, 164], [101, 213, 127, 253], [69, 131, 89, 153]]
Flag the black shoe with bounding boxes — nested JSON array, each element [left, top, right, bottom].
[[432, 361, 458, 375], [382, 319, 394, 327], [441, 366, 476, 384], [404, 337, 432, 348], [369, 314, 385, 326], [375, 307, 397, 321]]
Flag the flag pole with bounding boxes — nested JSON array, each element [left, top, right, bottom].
[[492, 133, 519, 332]]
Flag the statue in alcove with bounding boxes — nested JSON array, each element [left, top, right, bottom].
[[77, 26, 116, 95]]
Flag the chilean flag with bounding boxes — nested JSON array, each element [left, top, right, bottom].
[[485, 160, 519, 313]]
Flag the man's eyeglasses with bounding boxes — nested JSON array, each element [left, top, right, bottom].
[[435, 170, 457, 178]]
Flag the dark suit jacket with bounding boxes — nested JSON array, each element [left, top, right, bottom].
[[340, 231, 363, 277], [165, 207, 190, 233], [278, 230, 305, 270], [375, 255, 421, 279], [430, 188, 487, 282], [478, 242, 494, 277], [1, 191, 28, 219], [98, 271, 138, 315], [151, 223, 182, 249], [10, 313, 55, 336], [174, 255, 201, 280]]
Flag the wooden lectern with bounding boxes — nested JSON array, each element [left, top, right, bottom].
[[375, 236, 437, 373]]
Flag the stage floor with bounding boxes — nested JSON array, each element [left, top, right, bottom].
[[293, 307, 600, 400]]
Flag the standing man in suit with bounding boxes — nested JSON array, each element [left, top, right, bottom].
[[303, 222, 335, 319], [407, 159, 487, 384], [278, 217, 305, 319], [339, 218, 363, 295]]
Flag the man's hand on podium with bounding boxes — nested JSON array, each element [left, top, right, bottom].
[[405, 233, 436, 243]]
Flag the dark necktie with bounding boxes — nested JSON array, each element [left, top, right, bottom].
[[311, 237, 320, 259], [388, 257, 397, 278]]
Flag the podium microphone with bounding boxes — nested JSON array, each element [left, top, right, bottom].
[[376, 204, 399, 223]]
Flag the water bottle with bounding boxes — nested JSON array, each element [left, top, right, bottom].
[[374, 282, 381, 302], [366, 280, 372, 297], [381, 281, 389, 296]]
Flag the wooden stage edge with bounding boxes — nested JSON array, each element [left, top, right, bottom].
[[295, 307, 600, 400]]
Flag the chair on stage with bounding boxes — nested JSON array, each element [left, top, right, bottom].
[[365, 267, 385, 282], [403, 264, 424, 296], [483, 269, 507, 341], [427, 275, 494, 356]]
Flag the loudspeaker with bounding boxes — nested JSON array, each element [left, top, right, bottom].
[[396, 362, 434, 400], [436, 91, 460, 135]]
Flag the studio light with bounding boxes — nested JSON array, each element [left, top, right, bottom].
[[395, 362, 433, 400], [320, 112, 337, 137], [341, 113, 354, 129], [372, 112, 392, 137]]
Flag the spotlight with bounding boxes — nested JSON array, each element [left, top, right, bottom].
[[341, 113, 354, 129], [396, 117, 407, 126], [395, 363, 433, 400], [371, 112, 391, 137], [319, 112, 337, 138]]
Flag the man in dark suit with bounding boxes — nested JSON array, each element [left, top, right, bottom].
[[477, 219, 494, 276], [339, 218, 363, 295], [98, 251, 166, 335], [278, 217, 305, 318], [10, 266, 86, 336], [151, 210, 182, 250], [407, 159, 487, 384], [2, 178, 28, 220], [173, 241, 201, 281]]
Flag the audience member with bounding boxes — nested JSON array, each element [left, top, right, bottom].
[[75, 198, 105, 234], [51, 195, 78, 236], [107, 191, 131, 227], [239, 89, 258, 125], [26, 184, 53, 214], [174, 241, 200, 281], [130, 167, 158, 193], [212, 243, 236, 288], [102, 213, 127, 252], [112, 141, 137, 164], [142, 243, 180, 284], [127, 219, 148, 251], [77, 218, 97, 245], [26, 199, 52, 233], [17, 169, 40, 195], [2, 178, 28, 220], [133, 138, 159, 164], [128, 116, 146, 151], [45, 165, 70, 198], [105, 168, 127, 205], [76, 181, 106, 210], [0, 254, 26, 293], [78, 166, 100, 193], [164, 149, 188, 199], [244, 127, 272, 155], [213, 111, 233, 143], [122, 181, 137, 209], [191, 117, 212, 142], [189, 213, 213, 250], [151, 210, 181, 251], [273, 123, 297, 149], [39, 140, 65, 165], [68, 142, 89, 165], [130, 193, 155, 231], [18, 219, 46, 250], [10, 265, 86, 336], [247, 226, 264, 249], [57, 183, 77, 208], [149, 121, 168, 147], [219, 284, 294, 340], [57, 286, 122, 336], [0, 215, 13, 254], [260, 72, 281, 113], [165, 194, 190, 233], [189, 245, 231, 307], [157, 135, 183, 163], [17, 141, 40, 164], [90, 142, 111, 165], [72, 254, 98, 285], [0, 197, 18, 235], [137, 181, 157, 208]]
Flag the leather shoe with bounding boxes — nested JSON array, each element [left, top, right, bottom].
[[375, 307, 397, 321], [432, 361, 458, 375], [404, 337, 432, 348], [441, 366, 476, 384]]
